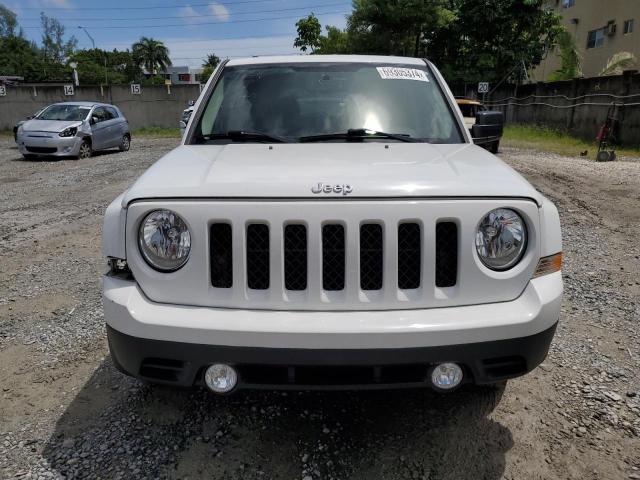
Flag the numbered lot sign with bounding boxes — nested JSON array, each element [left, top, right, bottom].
[[64, 85, 75, 96], [478, 82, 489, 94], [0, 85, 6, 96], [131, 84, 141, 95]]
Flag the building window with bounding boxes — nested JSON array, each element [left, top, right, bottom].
[[587, 28, 605, 49], [624, 19, 634, 34], [178, 73, 191, 82], [562, 0, 575, 8]]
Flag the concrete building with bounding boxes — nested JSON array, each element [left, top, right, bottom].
[[144, 66, 204, 85], [164, 66, 204, 85], [533, 0, 639, 81]]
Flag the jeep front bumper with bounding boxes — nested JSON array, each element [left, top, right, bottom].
[[103, 272, 562, 390]]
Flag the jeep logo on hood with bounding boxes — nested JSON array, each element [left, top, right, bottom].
[[311, 183, 353, 195]]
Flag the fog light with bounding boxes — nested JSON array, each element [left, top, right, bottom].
[[431, 363, 463, 390], [204, 364, 238, 393]]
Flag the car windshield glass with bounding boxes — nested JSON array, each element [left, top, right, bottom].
[[193, 62, 463, 144], [37, 105, 91, 121]]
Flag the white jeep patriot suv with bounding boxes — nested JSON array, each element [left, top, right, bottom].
[[103, 55, 562, 393]]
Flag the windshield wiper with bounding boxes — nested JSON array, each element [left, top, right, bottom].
[[195, 130, 291, 143], [299, 128, 419, 143]]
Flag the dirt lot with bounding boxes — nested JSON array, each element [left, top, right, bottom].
[[0, 137, 638, 480]]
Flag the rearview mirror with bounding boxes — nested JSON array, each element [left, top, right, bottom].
[[471, 110, 504, 145]]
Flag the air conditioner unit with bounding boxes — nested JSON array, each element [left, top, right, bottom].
[[606, 21, 617, 36]]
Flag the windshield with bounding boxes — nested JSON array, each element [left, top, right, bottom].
[[37, 104, 91, 121], [192, 62, 464, 143]]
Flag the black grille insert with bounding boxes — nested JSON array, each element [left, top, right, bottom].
[[139, 358, 184, 382], [26, 146, 56, 154], [284, 224, 307, 291], [398, 223, 421, 289], [246, 224, 270, 290], [210, 223, 233, 288], [435, 222, 458, 287], [360, 224, 383, 290], [322, 224, 345, 291]]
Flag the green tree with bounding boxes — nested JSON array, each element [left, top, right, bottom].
[[203, 53, 220, 69], [201, 53, 221, 82], [600, 52, 638, 77], [68, 48, 141, 85], [294, 13, 322, 53], [317, 26, 350, 54], [428, 0, 562, 84], [0, 36, 46, 81], [132, 37, 171, 75], [547, 28, 581, 81], [0, 4, 19, 37], [346, 0, 455, 57], [40, 13, 77, 64]]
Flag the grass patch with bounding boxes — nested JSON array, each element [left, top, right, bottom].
[[0, 129, 15, 139], [502, 124, 640, 158], [132, 127, 181, 138]]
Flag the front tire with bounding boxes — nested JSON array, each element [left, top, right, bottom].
[[119, 134, 131, 152], [78, 139, 92, 159]]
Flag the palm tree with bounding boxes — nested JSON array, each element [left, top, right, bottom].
[[600, 52, 638, 76], [203, 53, 220, 70], [132, 37, 171, 76]]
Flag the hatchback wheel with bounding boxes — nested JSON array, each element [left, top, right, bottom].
[[78, 140, 92, 159], [119, 134, 131, 152]]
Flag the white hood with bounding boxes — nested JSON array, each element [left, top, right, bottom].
[[122, 143, 542, 205], [21, 119, 83, 133]]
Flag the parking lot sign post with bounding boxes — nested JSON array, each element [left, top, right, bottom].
[[478, 82, 489, 102], [64, 85, 74, 96], [131, 84, 141, 95]]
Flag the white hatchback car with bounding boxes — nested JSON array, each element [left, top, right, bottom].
[[103, 55, 562, 394]]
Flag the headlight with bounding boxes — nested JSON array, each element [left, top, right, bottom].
[[138, 210, 191, 271], [475, 208, 527, 270], [59, 127, 78, 137]]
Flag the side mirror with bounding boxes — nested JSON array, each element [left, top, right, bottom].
[[90, 116, 98, 125], [188, 100, 195, 107], [471, 110, 504, 145], [179, 120, 187, 131]]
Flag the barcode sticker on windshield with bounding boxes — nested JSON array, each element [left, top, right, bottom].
[[377, 67, 429, 82]]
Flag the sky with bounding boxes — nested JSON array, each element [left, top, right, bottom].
[[4, 0, 351, 68]]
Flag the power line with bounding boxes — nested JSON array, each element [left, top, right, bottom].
[[16, 0, 313, 11], [16, 1, 348, 22], [74, 32, 308, 48], [20, 9, 349, 29]]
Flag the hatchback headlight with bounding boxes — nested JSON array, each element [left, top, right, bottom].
[[59, 127, 78, 137], [475, 208, 527, 270], [138, 210, 191, 271]]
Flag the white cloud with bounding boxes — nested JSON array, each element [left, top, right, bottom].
[[178, 5, 200, 25], [208, 2, 230, 23], [34, 0, 73, 8]]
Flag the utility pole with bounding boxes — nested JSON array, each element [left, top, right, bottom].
[[78, 26, 108, 86]]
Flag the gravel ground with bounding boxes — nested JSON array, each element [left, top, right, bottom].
[[0, 137, 638, 480]]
